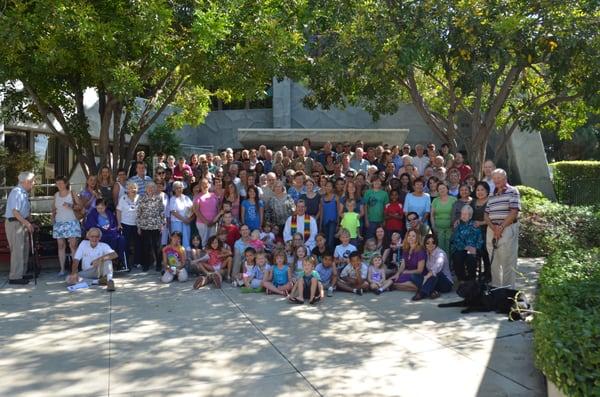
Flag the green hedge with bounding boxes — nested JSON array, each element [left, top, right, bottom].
[[551, 161, 600, 205], [534, 248, 600, 397], [517, 186, 600, 257]]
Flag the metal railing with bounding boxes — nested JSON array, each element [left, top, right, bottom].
[[0, 183, 86, 200]]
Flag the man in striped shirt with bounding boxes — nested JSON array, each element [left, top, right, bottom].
[[484, 169, 520, 287]]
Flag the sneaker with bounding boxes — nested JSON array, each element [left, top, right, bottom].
[[107, 280, 115, 292], [374, 289, 382, 295], [98, 276, 108, 286], [231, 280, 238, 287], [327, 287, 334, 297]]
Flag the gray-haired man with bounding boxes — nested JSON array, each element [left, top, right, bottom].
[[4, 171, 35, 284]]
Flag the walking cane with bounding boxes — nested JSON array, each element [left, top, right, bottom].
[[29, 229, 38, 286]]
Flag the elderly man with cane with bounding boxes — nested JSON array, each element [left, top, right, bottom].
[[4, 171, 35, 285], [484, 168, 521, 288]]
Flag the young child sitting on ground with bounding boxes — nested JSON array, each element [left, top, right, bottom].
[[288, 256, 323, 304], [334, 228, 357, 271], [260, 223, 276, 251], [368, 254, 387, 295], [188, 235, 207, 273], [241, 251, 270, 293], [161, 231, 188, 283], [337, 251, 369, 295], [263, 251, 293, 296], [291, 245, 309, 283], [361, 238, 380, 265], [315, 252, 337, 297], [232, 247, 256, 287], [387, 232, 403, 276], [193, 236, 232, 289]]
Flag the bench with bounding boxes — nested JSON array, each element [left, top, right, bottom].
[[0, 223, 10, 263]]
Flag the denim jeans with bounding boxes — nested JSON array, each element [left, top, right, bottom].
[[410, 272, 453, 297], [365, 221, 382, 239], [322, 220, 338, 253]]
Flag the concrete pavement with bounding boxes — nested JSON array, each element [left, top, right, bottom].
[[0, 259, 545, 397]]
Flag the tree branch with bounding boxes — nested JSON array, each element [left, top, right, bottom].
[[138, 74, 189, 136], [403, 70, 452, 143], [21, 81, 74, 148], [483, 65, 523, 132]]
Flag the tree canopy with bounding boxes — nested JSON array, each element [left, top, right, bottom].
[[302, 0, 600, 174], [0, 0, 304, 176]]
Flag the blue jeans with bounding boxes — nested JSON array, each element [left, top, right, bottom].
[[170, 220, 191, 250], [322, 220, 337, 253], [365, 221, 382, 239], [410, 272, 453, 297]]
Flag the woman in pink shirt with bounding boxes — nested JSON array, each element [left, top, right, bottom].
[[193, 178, 220, 248]]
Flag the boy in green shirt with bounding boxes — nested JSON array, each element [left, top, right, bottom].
[[363, 178, 389, 238]]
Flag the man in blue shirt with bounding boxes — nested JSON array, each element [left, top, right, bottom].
[[128, 161, 152, 196], [4, 171, 35, 284]]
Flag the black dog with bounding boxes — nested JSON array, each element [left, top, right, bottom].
[[438, 280, 529, 320]]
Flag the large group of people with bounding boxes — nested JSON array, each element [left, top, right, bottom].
[[4, 139, 520, 302]]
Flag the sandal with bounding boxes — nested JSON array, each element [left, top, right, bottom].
[[411, 292, 424, 301], [288, 297, 304, 304], [309, 296, 321, 305], [430, 291, 441, 299]]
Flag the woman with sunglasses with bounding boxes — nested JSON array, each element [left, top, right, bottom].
[[410, 234, 454, 301]]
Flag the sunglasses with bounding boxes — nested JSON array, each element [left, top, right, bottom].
[[425, 240, 435, 245], [157, 172, 165, 175]]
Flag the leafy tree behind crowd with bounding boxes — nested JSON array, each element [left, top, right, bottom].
[[301, 0, 600, 175], [0, 0, 304, 177]]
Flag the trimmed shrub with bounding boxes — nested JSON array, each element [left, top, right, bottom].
[[534, 248, 600, 397], [551, 161, 600, 205], [517, 186, 600, 257]]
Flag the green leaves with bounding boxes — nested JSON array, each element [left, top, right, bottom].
[[0, 0, 305, 174], [534, 247, 600, 397]]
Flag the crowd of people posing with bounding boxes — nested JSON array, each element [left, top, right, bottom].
[[55, 139, 520, 302]]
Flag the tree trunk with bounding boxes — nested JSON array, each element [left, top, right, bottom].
[[469, 125, 491, 179]]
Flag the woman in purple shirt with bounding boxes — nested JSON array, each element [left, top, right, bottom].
[[410, 234, 454, 301], [380, 229, 426, 292]]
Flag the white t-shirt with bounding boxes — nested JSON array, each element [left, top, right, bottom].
[[168, 195, 193, 222], [117, 194, 139, 226], [340, 263, 369, 279], [334, 243, 357, 262], [74, 240, 115, 271]]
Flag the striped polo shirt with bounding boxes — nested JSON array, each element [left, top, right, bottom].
[[485, 184, 521, 225]]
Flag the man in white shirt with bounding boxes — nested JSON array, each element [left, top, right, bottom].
[[350, 147, 370, 173], [412, 144, 430, 176], [283, 200, 318, 251], [68, 228, 118, 291]]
